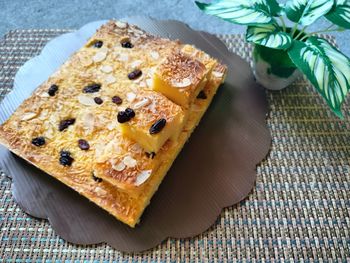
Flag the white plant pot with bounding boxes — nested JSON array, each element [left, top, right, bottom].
[[252, 45, 301, 91], [253, 58, 302, 90]]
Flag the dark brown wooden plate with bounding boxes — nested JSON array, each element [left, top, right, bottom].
[[0, 17, 271, 252]]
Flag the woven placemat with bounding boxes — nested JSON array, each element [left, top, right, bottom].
[[1, 30, 349, 261]]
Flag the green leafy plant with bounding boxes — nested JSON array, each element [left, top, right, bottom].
[[195, 0, 350, 118]]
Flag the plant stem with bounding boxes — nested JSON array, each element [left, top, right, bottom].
[[279, 16, 286, 32], [299, 25, 343, 41], [307, 27, 343, 35], [299, 35, 309, 42], [291, 23, 299, 37], [294, 26, 308, 40]]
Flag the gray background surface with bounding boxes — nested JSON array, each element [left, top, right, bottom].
[[0, 0, 349, 56]]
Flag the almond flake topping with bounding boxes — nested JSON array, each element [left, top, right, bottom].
[[92, 52, 107, 63], [123, 155, 137, 168], [135, 170, 152, 186], [150, 51, 160, 60], [82, 112, 95, 132], [116, 21, 127, 29], [126, 92, 136, 102], [40, 92, 50, 98], [78, 95, 96, 106], [134, 98, 151, 109], [21, 112, 37, 121], [212, 71, 224, 78], [146, 78, 153, 88], [130, 60, 142, 69], [147, 67, 156, 77], [112, 162, 126, 172], [172, 77, 192, 88], [133, 29, 144, 36], [95, 187, 107, 195], [100, 65, 113, 73], [107, 122, 116, 130], [105, 74, 116, 84]]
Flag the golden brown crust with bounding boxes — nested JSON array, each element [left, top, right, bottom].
[[156, 52, 207, 92], [0, 20, 226, 227]]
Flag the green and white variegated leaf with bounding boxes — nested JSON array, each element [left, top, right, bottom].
[[285, 0, 334, 26], [326, 0, 350, 29], [288, 36, 350, 118], [246, 24, 292, 49], [195, 0, 281, 26]]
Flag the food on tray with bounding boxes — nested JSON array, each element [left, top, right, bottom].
[[0, 20, 227, 227]]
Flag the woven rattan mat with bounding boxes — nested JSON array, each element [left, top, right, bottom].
[[0, 30, 349, 261]]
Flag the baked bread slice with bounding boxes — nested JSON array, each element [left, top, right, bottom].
[[0, 20, 227, 227]]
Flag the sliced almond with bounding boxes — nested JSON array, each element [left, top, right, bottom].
[[44, 126, 54, 139], [21, 112, 37, 121], [105, 139, 121, 154], [123, 155, 137, 168], [135, 170, 152, 186], [130, 60, 142, 69], [105, 74, 116, 84], [95, 186, 107, 195], [82, 112, 95, 132], [172, 77, 191, 88], [147, 67, 156, 77], [126, 92, 136, 102], [92, 52, 107, 63], [100, 65, 113, 73], [78, 95, 96, 106], [107, 122, 116, 130], [39, 110, 49, 120], [146, 78, 153, 88], [133, 29, 144, 36], [212, 71, 224, 78], [134, 98, 151, 109], [112, 162, 126, 172], [150, 51, 159, 60], [40, 92, 50, 98], [116, 21, 127, 29]]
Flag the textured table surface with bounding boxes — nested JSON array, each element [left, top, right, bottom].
[[0, 29, 349, 261], [1, 0, 350, 57]]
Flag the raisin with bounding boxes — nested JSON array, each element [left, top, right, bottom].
[[78, 139, 90, 150], [197, 90, 207, 99], [112, 96, 123, 105], [145, 152, 156, 159], [117, 108, 135, 123], [92, 173, 103, 182], [93, 40, 103, 48], [94, 97, 103, 105], [149, 118, 166, 134], [59, 150, 74, 166], [83, 83, 101, 93], [59, 118, 76, 131], [121, 41, 133, 48], [128, 69, 142, 80], [117, 111, 129, 123], [31, 136, 45, 147], [48, 84, 59, 96], [125, 108, 135, 118]]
